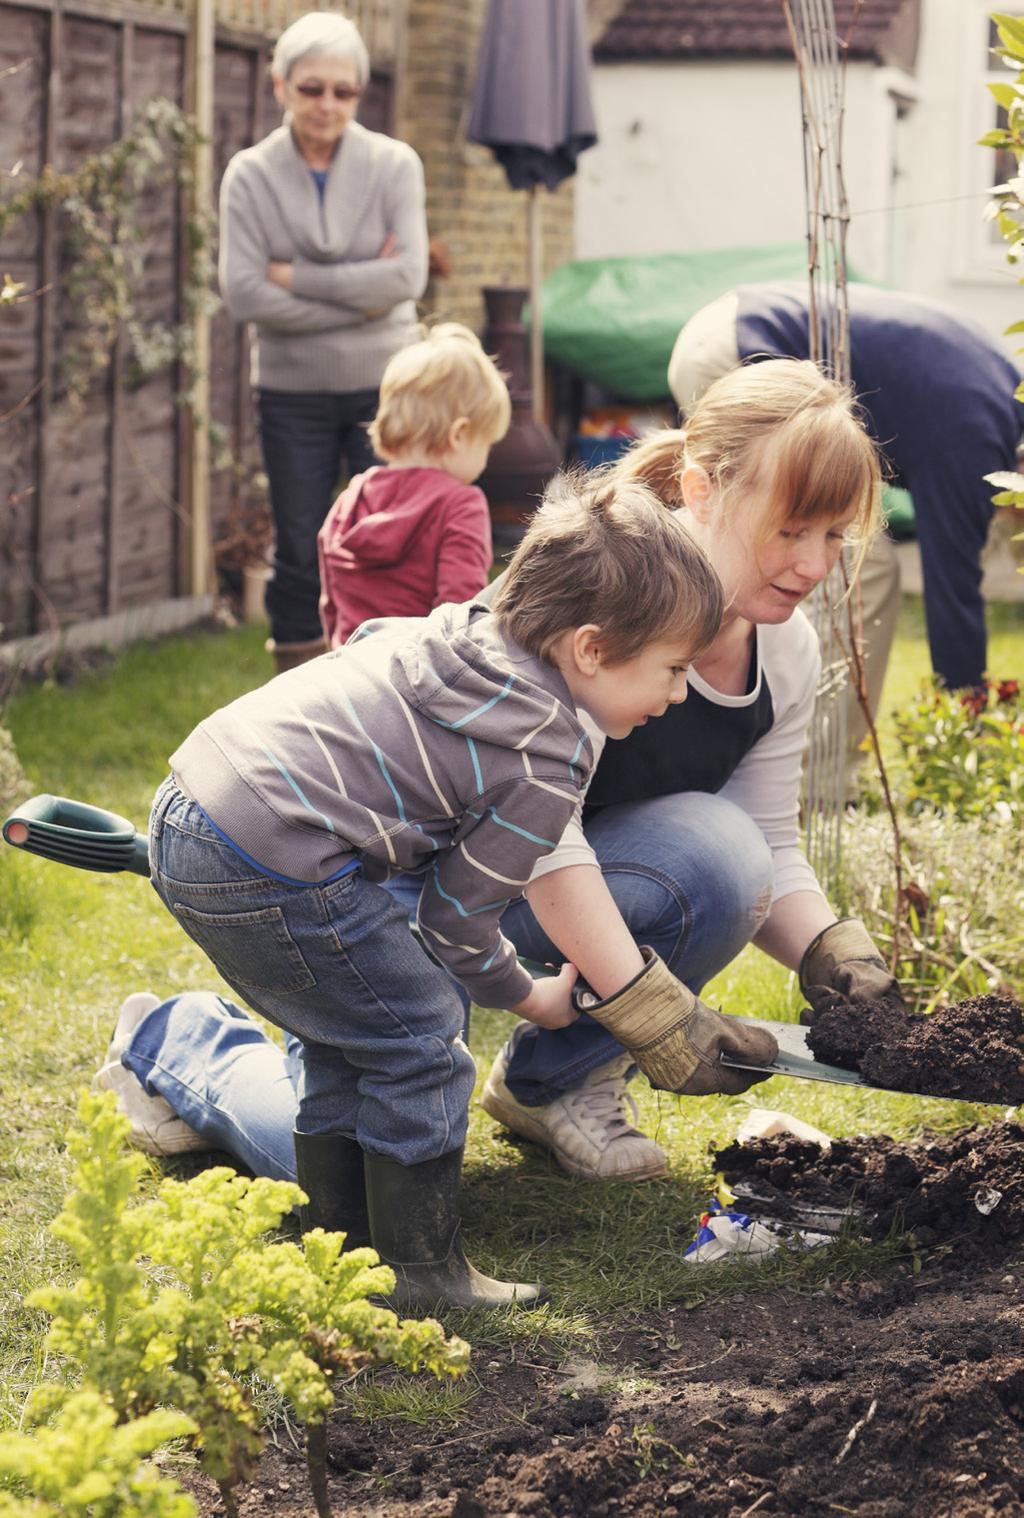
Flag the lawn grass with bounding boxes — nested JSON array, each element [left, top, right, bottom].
[[1, 593, 1022, 1428]]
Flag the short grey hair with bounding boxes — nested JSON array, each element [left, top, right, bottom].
[[272, 12, 370, 86]]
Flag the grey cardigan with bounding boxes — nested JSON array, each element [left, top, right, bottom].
[[218, 121, 428, 393]]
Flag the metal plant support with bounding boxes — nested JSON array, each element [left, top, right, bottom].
[[784, 0, 857, 895]]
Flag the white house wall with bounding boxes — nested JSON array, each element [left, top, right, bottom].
[[576, 61, 898, 280], [577, 26, 1021, 357], [895, 0, 1021, 349]]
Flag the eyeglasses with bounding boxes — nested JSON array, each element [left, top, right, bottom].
[[292, 81, 362, 102]]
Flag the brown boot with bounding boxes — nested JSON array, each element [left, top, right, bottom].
[[266, 637, 327, 676]]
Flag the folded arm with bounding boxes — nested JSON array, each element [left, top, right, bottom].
[[290, 151, 429, 310], [219, 166, 367, 333]]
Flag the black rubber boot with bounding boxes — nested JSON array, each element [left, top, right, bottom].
[[363, 1147, 549, 1311], [293, 1131, 372, 1249]]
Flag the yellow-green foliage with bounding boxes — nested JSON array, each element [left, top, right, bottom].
[[0, 1392, 196, 1518], [21, 1093, 469, 1511]]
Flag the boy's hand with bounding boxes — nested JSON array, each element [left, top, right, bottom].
[[512, 963, 580, 1029]]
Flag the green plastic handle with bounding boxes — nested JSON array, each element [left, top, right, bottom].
[[2, 794, 150, 876]]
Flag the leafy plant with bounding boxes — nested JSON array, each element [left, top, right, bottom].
[[26, 1093, 469, 1518], [0, 99, 215, 408], [979, 12, 1024, 558], [889, 675, 1023, 824], [839, 808, 1024, 1012], [0, 1391, 196, 1518]]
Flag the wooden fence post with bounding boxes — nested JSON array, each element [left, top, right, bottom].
[[184, 0, 215, 596]]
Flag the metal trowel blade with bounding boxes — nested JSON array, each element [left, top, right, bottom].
[[720, 1016, 868, 1087]]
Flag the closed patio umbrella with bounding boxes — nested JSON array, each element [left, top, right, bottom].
[[467, 0, 597, 418]]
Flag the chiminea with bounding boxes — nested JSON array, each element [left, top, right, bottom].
[[478, 287, 561, 551]]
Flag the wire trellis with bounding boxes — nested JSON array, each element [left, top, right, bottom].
[[783, 0, 861, 896]]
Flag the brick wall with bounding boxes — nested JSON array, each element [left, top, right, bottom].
[[398, 0, 576, 334]]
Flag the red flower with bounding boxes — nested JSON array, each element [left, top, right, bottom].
[[997, 678, 1020, 702], [959, 689, 987, 716]]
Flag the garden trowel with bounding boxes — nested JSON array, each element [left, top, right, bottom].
[[720, 1018, 868, 1090]]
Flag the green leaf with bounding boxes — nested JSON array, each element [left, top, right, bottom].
[[992, 13, 1024, 55], [987, 81, 1021, 109]]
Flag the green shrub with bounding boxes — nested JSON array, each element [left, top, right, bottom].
[[26, 1093, 470, 1518], [889, 676, 1023, 824], [0, 1391, 196, 1518]]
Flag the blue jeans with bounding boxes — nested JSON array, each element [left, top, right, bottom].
[[127, 792, 773, 1180], [146, 778, 476, 1164], [257, 387, 379, 646]]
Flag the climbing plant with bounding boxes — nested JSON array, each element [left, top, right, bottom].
[[0, 96, 217, 408]]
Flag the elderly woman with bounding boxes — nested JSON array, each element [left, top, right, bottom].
[[219, 12, 429, 673]]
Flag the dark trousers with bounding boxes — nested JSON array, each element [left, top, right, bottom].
[[257, 387, 379, 645], [904, 430, 1016, 691]]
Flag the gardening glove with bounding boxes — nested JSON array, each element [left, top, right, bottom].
[[799, 917, 905, 1022], [576, 947, 779, 1096]]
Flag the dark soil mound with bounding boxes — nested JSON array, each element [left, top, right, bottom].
[[717, 1121, 1024, 1252], [190, 1258, 1024, 1518], [806, 992, 1024, 1104]]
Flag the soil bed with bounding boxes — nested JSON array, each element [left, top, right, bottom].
[[181, 1124, 1024, 1518], [806, 993, 1024, 1104]]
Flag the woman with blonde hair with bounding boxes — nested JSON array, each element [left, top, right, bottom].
[[476, 357, 901, 1179]]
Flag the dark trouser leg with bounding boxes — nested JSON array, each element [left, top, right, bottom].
[[256, 388, 377, 647], [336, 388, 381, 477], [909, 440, 1016, 691]]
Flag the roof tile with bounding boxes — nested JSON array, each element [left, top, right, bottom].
[[596, 0, 915, 63]]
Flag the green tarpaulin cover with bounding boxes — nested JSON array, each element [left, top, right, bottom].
[[540, 243, 865, 401]]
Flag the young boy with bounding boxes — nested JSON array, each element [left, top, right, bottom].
[[317, 323, 508, 648], [144, 474, 741, 1312]]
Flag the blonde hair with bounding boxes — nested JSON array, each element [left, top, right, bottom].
[[612, 358, 881, 567], [368, 323, 511, 459], [493, 471, 723, 665]]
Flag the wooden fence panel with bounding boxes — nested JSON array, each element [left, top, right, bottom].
[[44, 14, 122, 624], [0, 6, 48, 640], [208, 40, 263, 561], [116, 21, 186, 608]]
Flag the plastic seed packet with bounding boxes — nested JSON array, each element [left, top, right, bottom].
[[683, 1189, 833, 1266]]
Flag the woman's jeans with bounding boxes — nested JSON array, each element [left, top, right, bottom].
[[128, 791, 773, 1182], [146, 778, 476, 1166], [257, 387, 379, 646]]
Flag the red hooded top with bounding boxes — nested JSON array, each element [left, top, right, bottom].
[[317, 466, 493, 647]]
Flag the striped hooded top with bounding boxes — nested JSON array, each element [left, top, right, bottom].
[[170, 603, 592, 1010]]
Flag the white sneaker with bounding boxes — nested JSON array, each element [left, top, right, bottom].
[[91, 993, 210, 1158], [480, 1039, 668, 1181]]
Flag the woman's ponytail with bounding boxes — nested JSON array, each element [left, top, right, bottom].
[[607, 429, 686, 507]]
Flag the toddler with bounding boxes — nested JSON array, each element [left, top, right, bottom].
[[318, 322, 509, 646]]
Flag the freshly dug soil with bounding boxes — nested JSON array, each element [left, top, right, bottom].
[[181, 1124, 1024, 1518], [716, 1121, 1024, 1256], [806, 992, 1024, 1104]]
